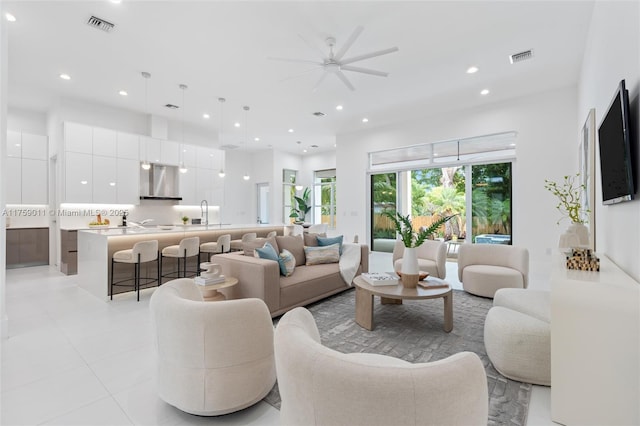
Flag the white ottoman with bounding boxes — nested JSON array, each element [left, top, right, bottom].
[[484, 289, 551, 386]]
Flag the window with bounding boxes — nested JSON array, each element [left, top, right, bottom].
[[283, 169, 298, 223], [313, 169, 336, 228]]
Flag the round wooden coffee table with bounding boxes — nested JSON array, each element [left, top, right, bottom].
[[197, 277, 238, 301], [353, 275, 453, 332]]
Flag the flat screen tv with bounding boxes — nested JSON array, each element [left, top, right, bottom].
[[597, 79, 635, 205]]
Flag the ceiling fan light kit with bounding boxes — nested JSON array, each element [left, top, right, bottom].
[[271, 25, 399, 91]]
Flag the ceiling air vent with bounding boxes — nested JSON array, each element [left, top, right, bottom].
[[509, 49, 533, 64], [220, 144, 239, 150], [164, 104, 179, 109], [313, 112, 326, 117], [87, 16, 115, 33]]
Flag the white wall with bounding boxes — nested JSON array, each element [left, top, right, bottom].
[[1, 15, 8, 339], [7, 107, 46, 134], [336, 86, 578, 262], [578, 0, 640, 281]]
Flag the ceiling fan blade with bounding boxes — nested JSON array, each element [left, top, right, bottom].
[[267, 56, 323, 66], [340, 65, 389, 77], [335, 70, 355, 91], [333, 26, 364, 61], [279, 66, 324, 82], [298, 33, 328, 61], [341, 46, 399, 65], [312, 72, 329, 92]]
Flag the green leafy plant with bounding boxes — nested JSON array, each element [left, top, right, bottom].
[[289, 187, 311, 222], [544, 174, 588, 224], [383, 211, 456, 248], [181, 216, 189, 224]]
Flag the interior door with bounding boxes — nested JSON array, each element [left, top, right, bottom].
[[257, 183, 269, 224]]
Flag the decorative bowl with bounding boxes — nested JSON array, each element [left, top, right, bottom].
[[396, 271, 430, 281]]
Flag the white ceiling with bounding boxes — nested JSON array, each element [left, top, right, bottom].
[[5, 1, 594, 155]]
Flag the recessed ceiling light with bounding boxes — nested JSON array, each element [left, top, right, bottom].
[[254, 137, 260, 142], [303, 149, 307, 153], [119, 90, 128, 96], [110, 0, 122, 3], [509, 143, 516, 147], [466, 66, 479, 74], [433, 153, 439, 157], [480, 89, 490, 95], [59, 74, 71, 80], [362, 118, 369, 123], [234, 122, 240, 128], [109, 182, 116, 186], [336, 105, 343, 111], [288, 128, 294, 133], [5, 13, 16, 22], [203, 113, 210, 119]]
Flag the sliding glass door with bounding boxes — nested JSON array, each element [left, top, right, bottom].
[[370, 172, 397, 252]]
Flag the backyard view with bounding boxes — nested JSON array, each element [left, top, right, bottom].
[[371, 163, 512, 252]]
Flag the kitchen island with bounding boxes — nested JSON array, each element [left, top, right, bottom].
[[77, 224, 284, 300]]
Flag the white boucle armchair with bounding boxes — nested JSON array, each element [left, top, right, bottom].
[[149, 278, 276, 416], [274, 307, 488, 426], [458, 243, 529, 298]]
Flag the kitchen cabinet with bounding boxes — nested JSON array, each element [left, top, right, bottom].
[[60, 229, 77, 275], [179, 167, 197, 205], [161, 140, 180, 165], [117, 132, 139, 160], [92, 127, 117, 157], [140, 137, 162, 164], [116, 158, 140, 204], [6, 131, 48, 204], [65, 122, 93, 154], [65, 152, 93, 203], [92, 155, 117, 204], [196, 168, 215, 202], [6, 157, 22, 204], [181, 144, 197, 167], [6, 228, 49, 268], [7, 131, 21, 157]]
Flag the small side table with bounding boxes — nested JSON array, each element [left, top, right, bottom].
[[197, 277, 238, 302]]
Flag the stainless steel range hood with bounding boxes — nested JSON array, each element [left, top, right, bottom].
[[140, 164, 182, 200]]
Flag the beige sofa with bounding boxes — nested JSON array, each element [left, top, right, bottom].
[[213, 234, 369, 317]]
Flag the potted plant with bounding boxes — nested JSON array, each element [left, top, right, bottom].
[[181, 216, 189, 225], [544, 173, 589, 246], [289, 187, 311, 224], [383, 211, 456, 287]]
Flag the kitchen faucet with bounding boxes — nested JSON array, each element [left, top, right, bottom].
[[201, 200, 208, 226]]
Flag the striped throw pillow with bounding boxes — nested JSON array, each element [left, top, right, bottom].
[[304, 243, 340, 265]]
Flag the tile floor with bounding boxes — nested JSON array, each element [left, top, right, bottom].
[[2, 252, 556, 425]]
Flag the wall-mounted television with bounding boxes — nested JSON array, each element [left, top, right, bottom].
[[597, 79, 635, 205]]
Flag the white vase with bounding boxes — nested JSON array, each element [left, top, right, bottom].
[[401, 247, 419, 275], [567, 222, 590, 247]]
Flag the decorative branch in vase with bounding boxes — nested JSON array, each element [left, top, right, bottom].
[[544, 173, 590, 247]]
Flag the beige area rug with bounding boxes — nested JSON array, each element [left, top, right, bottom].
[[264, 288, 531, 426]]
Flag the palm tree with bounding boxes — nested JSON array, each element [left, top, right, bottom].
[[425, 187, 466, 238]]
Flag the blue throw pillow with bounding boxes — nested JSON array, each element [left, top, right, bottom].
[[317, 235, 344, 254], [255, 242, 288, 276]]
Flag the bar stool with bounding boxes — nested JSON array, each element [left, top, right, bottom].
[[160, 236, 200, 281], [230, 232, 257, 252], [111, 240, 159, 302], [199, 234, 231, 264]]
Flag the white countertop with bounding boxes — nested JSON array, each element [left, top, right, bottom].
[[77, 223, 284, 236]]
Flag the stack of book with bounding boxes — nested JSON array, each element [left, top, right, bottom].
[[361, 272, 399, 286], [195, 275, 226, 286]]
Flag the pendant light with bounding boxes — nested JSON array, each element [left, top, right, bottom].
[[217, 97, 226, 178], [141, 71, 151, 170], [242, 105, 250, 181], [179, 83, 188, 174]]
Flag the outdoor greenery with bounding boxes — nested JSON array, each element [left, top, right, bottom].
[[383, 211, 456, 248]]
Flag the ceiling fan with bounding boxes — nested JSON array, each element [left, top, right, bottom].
[[270, 26, 399, 91]]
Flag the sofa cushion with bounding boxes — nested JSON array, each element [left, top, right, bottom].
[[279, 264, 344, 309], [317, 235, 343, 254], [276, 236, 306, 266], [279, 249, 296, 277], [244, 236, 279, 257], [304, 243, 340, 265], [303, 233, 326, 247]]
